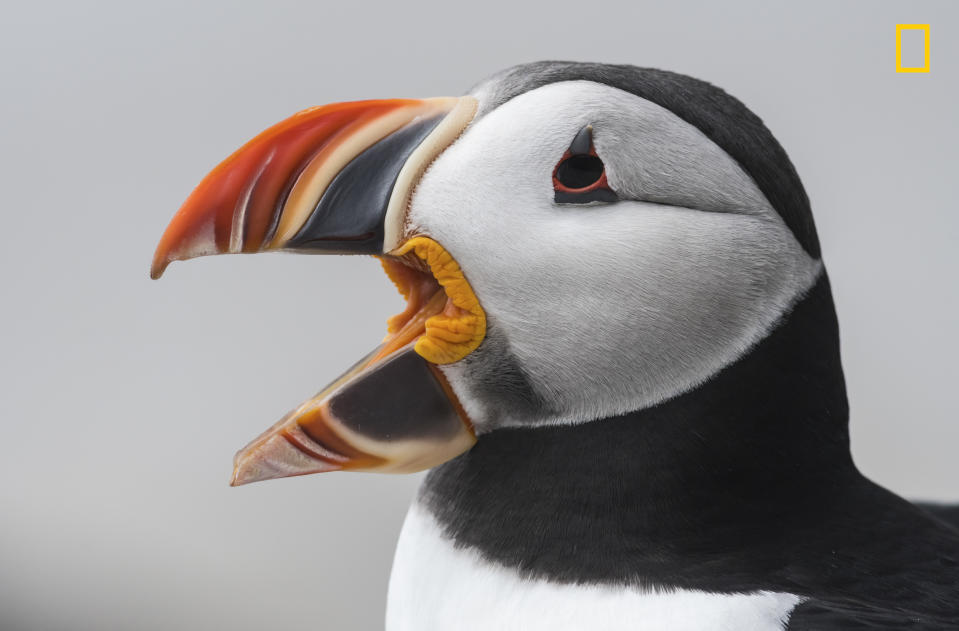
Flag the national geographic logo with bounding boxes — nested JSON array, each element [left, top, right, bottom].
[[896, 24, 930, 73]]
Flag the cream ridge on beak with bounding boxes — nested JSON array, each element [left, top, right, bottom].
[[150, 95, 485, 485]]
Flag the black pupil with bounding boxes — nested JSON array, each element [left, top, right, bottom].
[[556, 154, 604, 189]]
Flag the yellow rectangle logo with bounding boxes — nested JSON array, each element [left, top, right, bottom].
[[896, 24, 930, 73]]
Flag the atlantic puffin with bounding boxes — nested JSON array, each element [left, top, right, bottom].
[[151, 61, 959, 630]]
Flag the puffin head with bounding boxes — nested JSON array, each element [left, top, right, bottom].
[[151, 61, 824, 485]]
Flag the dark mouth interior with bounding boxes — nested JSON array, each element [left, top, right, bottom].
[[371, 254, 448, 362]]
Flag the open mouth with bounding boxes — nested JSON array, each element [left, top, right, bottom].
[[224, 238, 486, 484], [149, 95, 487, 484], [375, 236, 486, 366]]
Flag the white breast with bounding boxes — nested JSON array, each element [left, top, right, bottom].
[[386, 503, 802, 631]]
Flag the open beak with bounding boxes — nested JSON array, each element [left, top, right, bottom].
[[151, 95, 484, 485]]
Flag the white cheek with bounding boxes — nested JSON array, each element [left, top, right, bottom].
[[459, 204, 819, 423]]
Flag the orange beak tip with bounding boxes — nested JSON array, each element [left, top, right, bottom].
[[149, 258, 169, 280], [230, 431, 343, 488], [230, 458, 274, 488], [230, 449, 275, 487], [229, 467, 252, 487]]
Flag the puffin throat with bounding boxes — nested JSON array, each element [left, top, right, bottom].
[[377, 237, 486, 365]]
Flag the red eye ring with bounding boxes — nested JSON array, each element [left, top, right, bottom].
[[553, 125, 619, 204], [552, 124, 617, 204], [552, 149, 611, 194]]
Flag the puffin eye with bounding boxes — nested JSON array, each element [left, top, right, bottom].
[[553, 125, 618, 204], [556, 154, 605, 190]]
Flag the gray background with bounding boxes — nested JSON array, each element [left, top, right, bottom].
[[1, 1, 956, 629]]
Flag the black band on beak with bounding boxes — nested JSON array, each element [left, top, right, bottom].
[[286, 113, 448, 254]]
